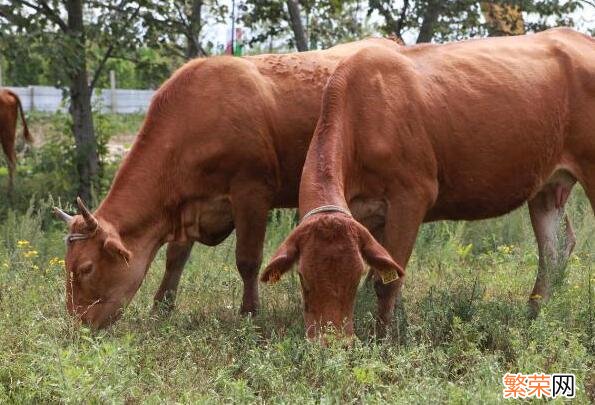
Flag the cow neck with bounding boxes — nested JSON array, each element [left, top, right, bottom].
[[298, 120, 352, 216], [95, 137, 170, 245]]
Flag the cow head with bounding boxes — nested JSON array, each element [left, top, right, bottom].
[[54, 198, 139, 329], [261, 213, 404, 338]]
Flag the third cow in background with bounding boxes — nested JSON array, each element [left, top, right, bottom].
[[0, 89, 33, 191]]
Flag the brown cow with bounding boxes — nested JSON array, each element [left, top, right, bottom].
[[53, 38, 401, 329], [262, 28, 595, 338], [0, 89, 33, 189]]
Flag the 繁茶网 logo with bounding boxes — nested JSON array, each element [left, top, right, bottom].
[[502, 373, 575, 399]]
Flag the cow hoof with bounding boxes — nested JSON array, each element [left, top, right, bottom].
[[152, 300, 175, 316], [239, 305, 259, 316]]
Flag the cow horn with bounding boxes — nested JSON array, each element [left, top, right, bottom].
[[77, 197, 98, 230], [53, 207, 73, 224]]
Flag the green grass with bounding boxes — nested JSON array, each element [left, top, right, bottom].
[[0, 193, 593, 403], [0, 114, 593, 403]]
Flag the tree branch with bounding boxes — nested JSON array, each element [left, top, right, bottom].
[[166, 44, 188, 59], [143, 13, 185, 31], [372, 0, 408, 41], [88, 1, 141, 91], [89, 44, 114, 91], [0, 5, 29, 26], [395, 0, 409, 38], [173, 2, 191, 30], [578, 0, 595, 9], [12, 0, 67, 31], [38, 0, 67, 31], [88, 0, 132, 13]]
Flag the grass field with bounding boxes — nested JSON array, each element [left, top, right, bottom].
[[0, 115, 593, 403]]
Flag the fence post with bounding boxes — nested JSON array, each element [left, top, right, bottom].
[[29, 85, 34, 111], [110, 70, 117, 114]]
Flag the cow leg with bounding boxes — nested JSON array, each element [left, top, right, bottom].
[[6, 156, 15, 192], [527, 183, 575, 318], [152, 241, 194, 313], [1, 131, 16, 191], [583, 172, 595, 216], [374, 195, 429, 337], [231, 185, 271, 315], [562, 214, 577, 260], [363, 223, 409, 342]]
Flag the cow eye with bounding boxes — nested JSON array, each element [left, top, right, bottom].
[[77, 262, 93, 276]]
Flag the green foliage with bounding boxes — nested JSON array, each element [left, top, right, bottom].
[[0, 9, 177, 89], [142, 0, 229, 59], [368, 0, 588, 44], [1, 1, 591, 88], [0, 34, 54, 86], [305, 0, 377, 49], [89, 48, 176, 90], [521, 0, 584, 32], [0, 113, 143, 215], [240, 0, 593, 52], [0, 1, 145, 87], [242, 0, 374, 51], [25, 112, 77, 194], [240, 0, 288, 47]]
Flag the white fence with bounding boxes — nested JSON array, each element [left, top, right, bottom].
[[3, 86, 155, 114]]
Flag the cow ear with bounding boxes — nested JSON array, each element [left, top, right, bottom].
[[103, 236, 132, 264], [358, 227, 404, 284], [261, 233, 300, 284]]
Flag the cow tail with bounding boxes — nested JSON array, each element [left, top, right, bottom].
[[11, 91, 33, 144]]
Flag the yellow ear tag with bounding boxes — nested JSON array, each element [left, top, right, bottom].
[[379, 268, 399, 284]]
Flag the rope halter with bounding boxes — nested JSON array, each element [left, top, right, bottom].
[[64, 227, 98, 245], [64, 233, 91, 244], [300, 204, 352, 223]]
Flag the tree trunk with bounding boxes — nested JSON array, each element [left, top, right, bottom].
[[66, 0, 98, 203], [286, 0, 308, 52], [186, 0, 204, 59], [416, 0, 440, 43]]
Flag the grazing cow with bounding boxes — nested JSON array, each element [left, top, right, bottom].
[[53, 38, 400, 329], [0, 89, 33, 189], [261, 28, 595, 338]]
